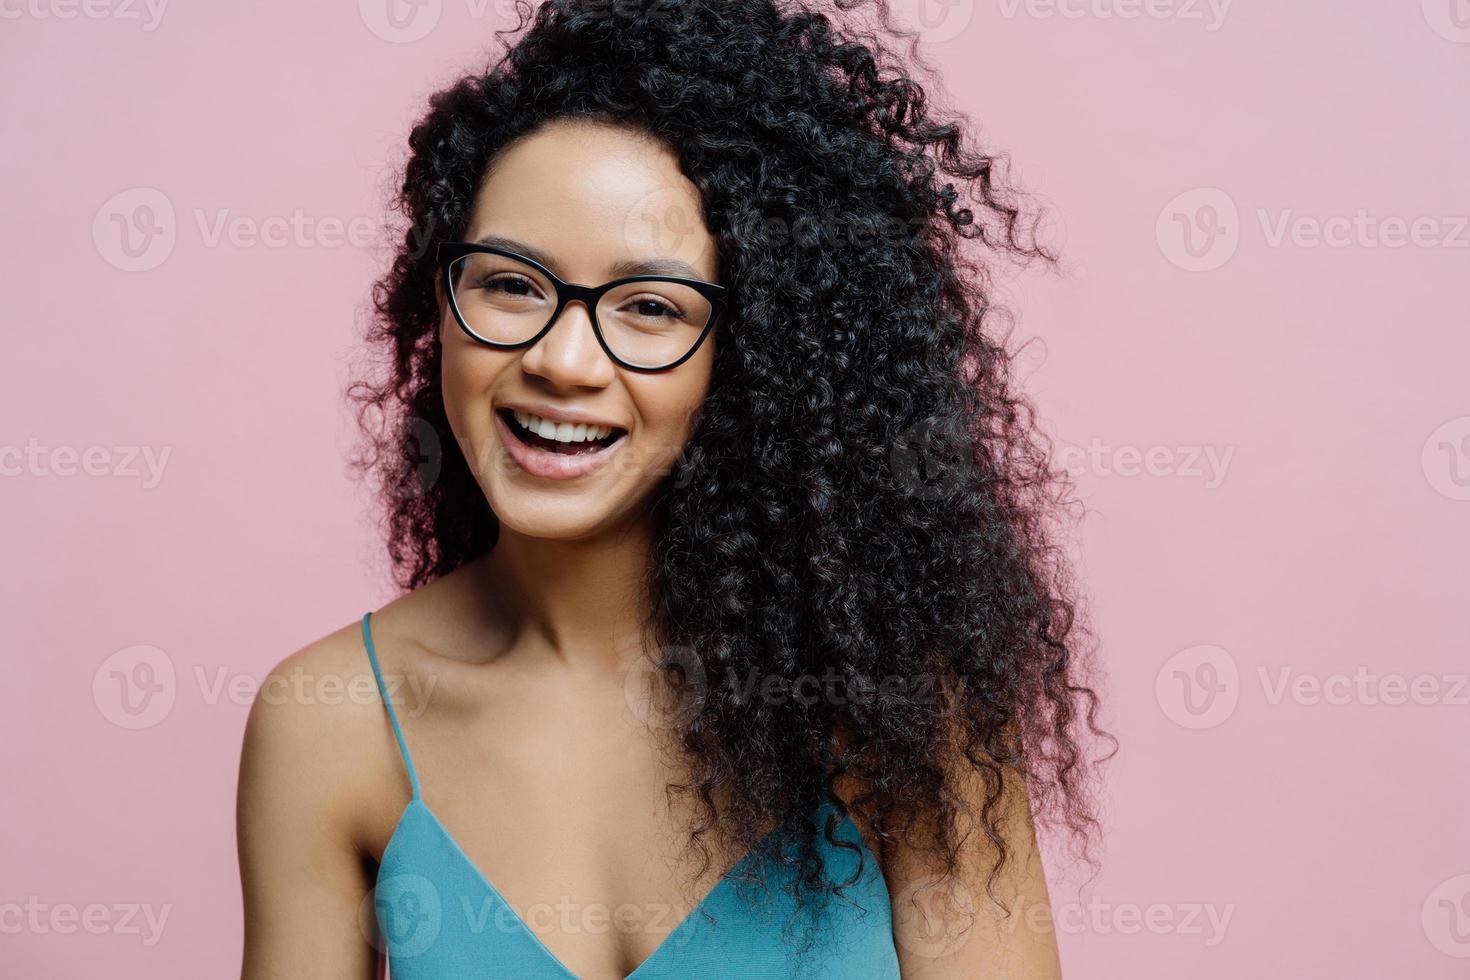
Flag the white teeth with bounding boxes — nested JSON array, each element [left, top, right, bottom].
[[512, 410, 619, 444]]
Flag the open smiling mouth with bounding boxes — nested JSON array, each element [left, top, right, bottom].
[[496, 408, 629, 456]]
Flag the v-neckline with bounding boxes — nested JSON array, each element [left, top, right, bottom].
[[384, 798, 786, 980]]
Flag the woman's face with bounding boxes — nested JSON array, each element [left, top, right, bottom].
[[438, 118, 721, 541]]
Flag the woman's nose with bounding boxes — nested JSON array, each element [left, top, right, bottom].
[[516, 300, 616, 387]]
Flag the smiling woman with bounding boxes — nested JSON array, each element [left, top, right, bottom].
[[236, 1, 1105, 978], [435, 120, 726, 532]]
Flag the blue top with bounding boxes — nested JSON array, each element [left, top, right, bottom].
[[360, 611, 902, 979]]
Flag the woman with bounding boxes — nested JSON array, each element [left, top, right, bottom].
[[238, 1, 1103, 977]]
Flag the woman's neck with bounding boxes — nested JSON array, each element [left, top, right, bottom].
[[472, 520, 658, 673]]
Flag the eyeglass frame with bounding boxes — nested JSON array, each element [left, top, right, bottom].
[[435, 242, 726, 373]]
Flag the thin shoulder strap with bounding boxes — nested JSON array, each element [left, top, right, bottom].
[[360, 611, 422, 801]]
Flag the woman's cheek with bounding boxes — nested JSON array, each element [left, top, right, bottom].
[[440, 349, 499, 479]]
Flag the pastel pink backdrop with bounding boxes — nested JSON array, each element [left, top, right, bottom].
[[2, 1, 1467, 977]]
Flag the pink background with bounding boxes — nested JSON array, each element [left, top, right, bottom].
[[3, 1, 1468, 976]]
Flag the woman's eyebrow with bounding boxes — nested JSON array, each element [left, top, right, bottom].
[[472, 233, 706, 281], [605, 255, 705, 280]]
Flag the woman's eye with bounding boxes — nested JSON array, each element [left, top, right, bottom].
[[630, 298, 686, 320], [480, 274, 535, 296]]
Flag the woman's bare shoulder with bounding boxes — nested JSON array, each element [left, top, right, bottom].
[[237, 614, 412, 975], [239, 563, 507, 847], [239, 567, 496, 807], [237, 612, 415, 854]]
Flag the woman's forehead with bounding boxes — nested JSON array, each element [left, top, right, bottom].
[[468, 124, 720, 283]]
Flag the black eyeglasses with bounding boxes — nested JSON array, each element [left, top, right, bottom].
[[436, 242, 725, 372]]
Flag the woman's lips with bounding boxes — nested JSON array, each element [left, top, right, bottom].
[[494, 409, 627, 480]]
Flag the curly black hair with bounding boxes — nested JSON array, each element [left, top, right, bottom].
[[350, 0, 1107, 925]]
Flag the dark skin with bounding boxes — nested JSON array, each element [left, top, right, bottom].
[[237, 118, 1061, 979]]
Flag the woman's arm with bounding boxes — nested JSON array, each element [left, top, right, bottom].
[[883, 763, 1063, 980], [237, 643, 380, 979]]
